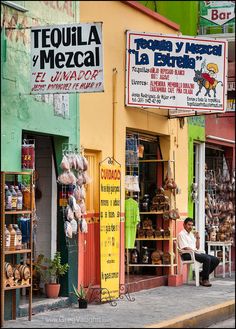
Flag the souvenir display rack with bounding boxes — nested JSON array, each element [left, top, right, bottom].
[[1, 171, 34, 327], [205, 168, 235, 244], [125, 131, 178, 278], [126, 159, 178, 276]]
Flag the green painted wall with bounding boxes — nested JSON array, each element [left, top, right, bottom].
[[187, 116, 205, 217], [1, 1, 79, 171], [139, 1, 199, 36], [1, 1, 80, 317]]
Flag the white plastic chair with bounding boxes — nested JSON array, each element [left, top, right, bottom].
[[178, 248, 203, 287]]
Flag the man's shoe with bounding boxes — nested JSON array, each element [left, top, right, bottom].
[[200, 280, 212, 287]]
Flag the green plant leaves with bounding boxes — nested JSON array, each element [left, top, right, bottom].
[[72, 284, 86, 300], [34, 251, 69, 284]]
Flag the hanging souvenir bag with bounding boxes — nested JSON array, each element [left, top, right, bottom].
[[82, 156, 88, 171], [65, 205, 74, 222], [73, 185, 81, 201], [82, 171, 92, 185], [70, 218, 78, 234], [60, 155, 70, 171], [74, 204, 82, 220], [80, 185, 86, 200], [80, 218, 88, 233], [76, 155, 84, 171], [79, 199, 86, 215], [77, 172, 84, 187], [64, 221, 73, 238]]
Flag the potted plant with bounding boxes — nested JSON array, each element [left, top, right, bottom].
[[35, 251, 69, 298], [72, 284, 91, 308]]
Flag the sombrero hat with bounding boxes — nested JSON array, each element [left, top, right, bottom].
[[207, 63, 219, 73]]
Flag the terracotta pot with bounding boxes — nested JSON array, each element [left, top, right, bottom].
[[45, 283, 60, 298]]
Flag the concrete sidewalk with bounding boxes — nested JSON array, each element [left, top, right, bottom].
[[3, 274, 235, 328]]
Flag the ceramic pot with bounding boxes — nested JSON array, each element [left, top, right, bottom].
[[45, 283, 60, 298]]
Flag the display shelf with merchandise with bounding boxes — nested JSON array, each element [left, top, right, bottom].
[[1, 171, 34, 327], [126, 158, 178, 277]]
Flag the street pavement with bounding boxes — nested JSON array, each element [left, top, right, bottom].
[[207, 317, 235, 328], [3, 274, 235, 328]]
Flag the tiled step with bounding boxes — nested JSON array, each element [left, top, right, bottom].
[[125, 274, 168, 293]]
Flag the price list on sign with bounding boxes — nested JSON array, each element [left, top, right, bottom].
[[100, 158, 121, 301]]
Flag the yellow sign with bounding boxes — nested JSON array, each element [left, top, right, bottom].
[[100, 158, 121, 301]]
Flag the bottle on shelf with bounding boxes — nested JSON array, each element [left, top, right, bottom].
[[13, 224, 22, 250], [5, 185, 12, 210], [5, 224, 10, 251], [18, 216, 31, 247], [141, 246, 150, 264], [10, 186, 17, 210], [15, 186, 23, 210], [8, 224, 17, 251], [140, 194, 150, 212], [131, 247, 139, 264]]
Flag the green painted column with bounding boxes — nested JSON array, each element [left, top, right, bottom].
[[140, 1, 199, 36]]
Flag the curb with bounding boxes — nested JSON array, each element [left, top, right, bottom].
[[145, 300, 235, 328]]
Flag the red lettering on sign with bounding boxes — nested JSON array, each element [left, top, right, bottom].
[[212, 9, 232, 21]]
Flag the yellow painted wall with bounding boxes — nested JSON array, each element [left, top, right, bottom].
[[80, 1, 189, 217]]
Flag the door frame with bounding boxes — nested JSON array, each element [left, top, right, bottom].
[[194, 142, 205, 251]]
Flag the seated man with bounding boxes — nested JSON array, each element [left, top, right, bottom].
[[178, 217, 219, 287]]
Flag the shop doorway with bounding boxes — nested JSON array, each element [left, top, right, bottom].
[[125, 131, 170, 290], [78, 149, 101, 288], [22, 133, 57, 297], [205, 145, 235, 268], [34, 135, 57, 260]]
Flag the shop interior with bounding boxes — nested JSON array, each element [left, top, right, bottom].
[[204, 145, 235, 268], [21, 133, 58, 303], [125, 130, 177, 287]]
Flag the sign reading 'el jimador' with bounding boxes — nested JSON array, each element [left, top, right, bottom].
[[100, 159, 121, 301], [126, 32, 227, 112], [31, 23, 103, 94]]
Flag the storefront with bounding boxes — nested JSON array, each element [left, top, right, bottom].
[[124, 131, 179, 286], [1, 1, 79, 320], [79, 1, 190, 291], [204, 135, 235, 273]]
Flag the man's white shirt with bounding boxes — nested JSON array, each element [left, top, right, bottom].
[[178, 229, 197, 250]]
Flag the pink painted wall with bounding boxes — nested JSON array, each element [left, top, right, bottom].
[[205, 114, 235, 141]]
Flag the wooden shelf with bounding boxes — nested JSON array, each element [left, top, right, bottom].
[[125, 154, 177, 277], [4, 249, 31, 255], [4, 210, 32, 215], [139, 159, 174, 163], [128, 264, 178, 267], [1, 171, 33, 175], [140, 211, 164, 215], [1, 171, 34, 327], [4, 284, 31, 291], [136, 237, 177, 241]]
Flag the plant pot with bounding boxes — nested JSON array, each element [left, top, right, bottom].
[[45, 283, 60, 298], [78, 298, 88, 309]]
